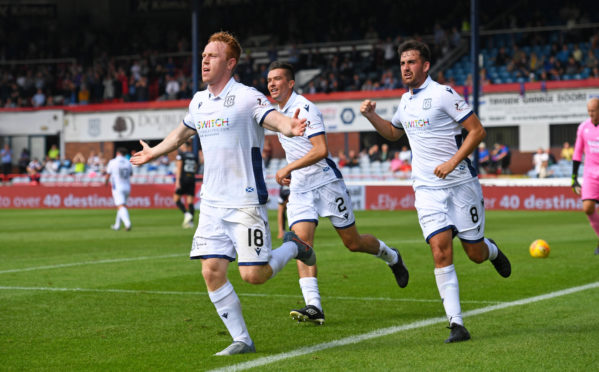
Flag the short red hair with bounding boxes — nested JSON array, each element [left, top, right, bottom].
[[208, 31, 241, 64]]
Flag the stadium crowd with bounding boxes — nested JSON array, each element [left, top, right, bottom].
[[1, 2, 597, 108]]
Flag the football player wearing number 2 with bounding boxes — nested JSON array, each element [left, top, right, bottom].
[[268, 61, 410, 326], [361, 40, 511, 343]]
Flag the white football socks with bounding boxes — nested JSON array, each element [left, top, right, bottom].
[[434, 264, 463, 326], [208, 281, 252, 346], [299, 277, 322, 311], [113, 213, 121, 228], [377, 239, 398, 265], [118, 207, 131, 229], [485, 237, 498, 260], [269, 241, 297, 278]]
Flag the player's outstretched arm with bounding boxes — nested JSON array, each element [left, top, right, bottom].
[[130, 123, 196, 166], [360, 99, 404, 141], [263, 108, 306, 137]]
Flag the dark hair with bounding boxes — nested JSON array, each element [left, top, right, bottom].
[[117, 147, 128, 156], [397, 40, 431, 63], [267, 61, 295, 81]]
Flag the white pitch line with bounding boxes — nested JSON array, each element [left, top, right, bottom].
[[208, 281, 599, 372], [0, 286, 499, 304], [0, 254, 184, 274]]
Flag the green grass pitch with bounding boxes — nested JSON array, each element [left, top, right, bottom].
[[1, 208, 598, 371]]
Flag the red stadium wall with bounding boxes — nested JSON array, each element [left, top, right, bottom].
[[0, 184, 581, 211]]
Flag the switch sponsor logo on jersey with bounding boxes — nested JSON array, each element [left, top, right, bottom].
[[402, 118, 430, 128], [196, 118, 230, 129]]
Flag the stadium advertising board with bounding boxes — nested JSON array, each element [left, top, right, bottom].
[[0, 110, 63, 135], [363, 185, 581, 211], [63, 109, 186, 142], [0, 184, 581, 211]]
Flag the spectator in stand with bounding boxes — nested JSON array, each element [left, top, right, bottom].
[[347, 74, 362, 91], [47, 144, 59, 161], [361, 78, 374, 91], [380, 143, 391, 162], [347, 149, 360, 167], [73, 152, 86, 174], [556, 44, 570, 65], [572, 44, 583, 63], [533, 147, 548, 178], [492, 143, 511, 174], [1, 143, 12, 181], [494, 47, 509, 67], [545, 148, 557, 166], [177, 79, 193, 99], [543, 56, 561, 80], [398, 145, 412, 165], [26, 157, 42, 184], [561, 141, 574, 161], [43, 155, 59, 174], [135, 76, 149, 101], [478, 142, 491, 174], [390, 151, 411, 178], [585, 49, 598, 71], [337, 150, 348, 168], [565, 56, 581, 76], [165, 74, 180, 100], [31, 88, 46, 107], [368, 143, 381, 162], [78, 83, 90, 104], [18, 148, 30, 174]]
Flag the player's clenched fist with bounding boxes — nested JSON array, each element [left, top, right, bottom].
[[360, 100, 377, 117]]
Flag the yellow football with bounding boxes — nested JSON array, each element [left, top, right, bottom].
[[529, 239, 550, 258]]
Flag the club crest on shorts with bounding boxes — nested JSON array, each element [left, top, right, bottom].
[[422, 98, 432, 110], [224, 95, 235, 107]]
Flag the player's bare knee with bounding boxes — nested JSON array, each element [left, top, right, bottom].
[[431, 248, 451, 266], [201, 267, 220, 285], [583, 205, 595, 215], [240, 271, 267, 285]]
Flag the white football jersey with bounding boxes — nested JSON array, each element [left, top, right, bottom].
[[275, 92, 342, 192], [106, 155, 132, 191], [391, 76, 477, 188], [183, 78, 274, 207]]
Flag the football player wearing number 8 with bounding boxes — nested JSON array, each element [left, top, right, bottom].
[[131, 32, 314, 356], [360, 40, 511, 343], [267, 61, 409, 326], [572, 97, 599, 255]]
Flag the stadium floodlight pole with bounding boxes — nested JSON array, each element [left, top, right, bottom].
[[470, 0, 480, 170], [191, 0, 201, 161]]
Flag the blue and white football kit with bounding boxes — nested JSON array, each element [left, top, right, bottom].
[[106, 153, 132, 230], [106, 154, 132, 206], [275, 92, 353, 229], [183, 78, 275, 265], [391, 76, 484, 243]]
